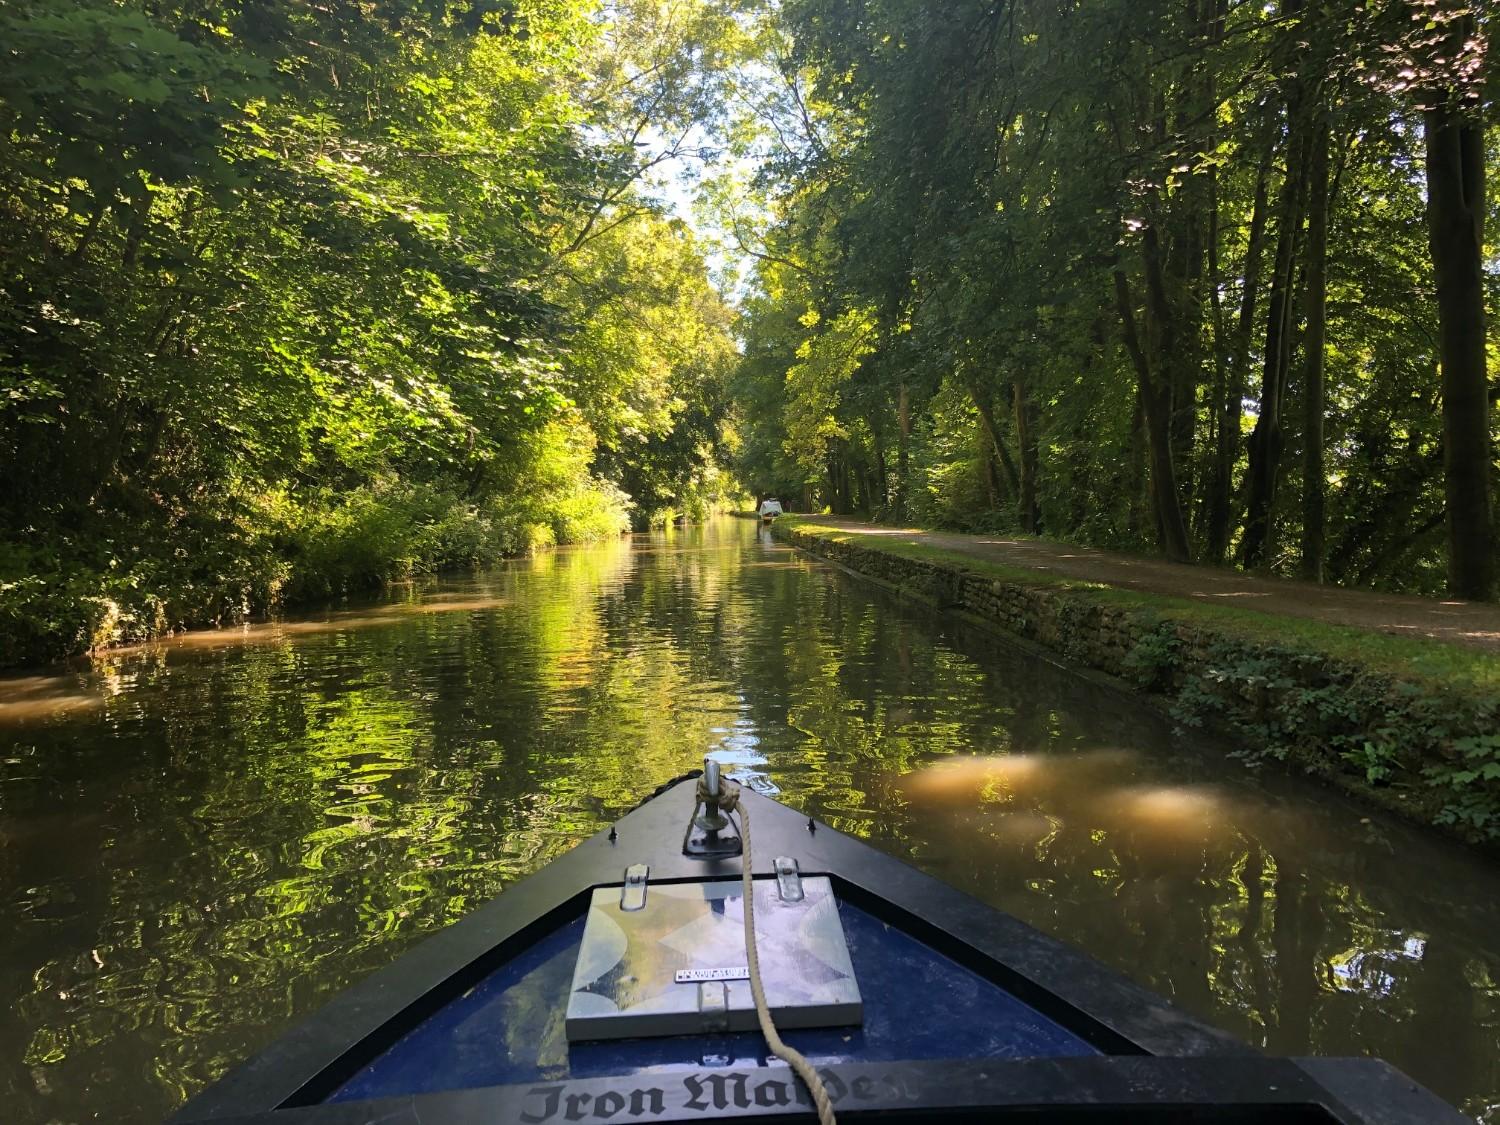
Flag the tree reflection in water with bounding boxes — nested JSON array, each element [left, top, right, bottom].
[[0, 520, 1495, 1122]]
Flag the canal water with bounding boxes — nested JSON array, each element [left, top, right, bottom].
[[0, 519, 1495, 1122]]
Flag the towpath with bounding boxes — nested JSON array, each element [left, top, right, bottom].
[[800, 518, 1500, 653]]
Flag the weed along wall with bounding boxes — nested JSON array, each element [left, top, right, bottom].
[[774, 519, 1500, 847]]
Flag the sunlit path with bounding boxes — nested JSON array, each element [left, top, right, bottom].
[[806, 518, 1500, 654]]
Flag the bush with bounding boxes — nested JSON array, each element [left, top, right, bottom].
[[0, 413, 643, 668], [0, 512, 288, 666], [548, 479, 632, 544], [280, 475, 629, 602], [0, 569, 106, 667], [281, 486, 428, 601]]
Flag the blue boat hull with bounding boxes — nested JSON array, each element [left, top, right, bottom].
[[174, 775, 1466, 1124]]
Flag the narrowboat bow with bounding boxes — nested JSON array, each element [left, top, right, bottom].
[[175, 766, 1464, 1124]]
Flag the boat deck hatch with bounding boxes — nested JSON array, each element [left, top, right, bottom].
[[329, 891, 1098, 1103], [565, 876, 862, 1041]]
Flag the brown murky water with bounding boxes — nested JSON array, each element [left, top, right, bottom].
[[0, 520, 1495, 1122]]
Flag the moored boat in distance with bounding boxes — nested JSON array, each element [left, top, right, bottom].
[[174, 763, 1465, 1124], [758, 499, 784, 522]]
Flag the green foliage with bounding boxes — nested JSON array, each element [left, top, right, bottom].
[[281, 485, 477, 602], [1427, 732, 1500, 833], [1167, 636, 1500, 835], [281, 473, 629, 603], [1123, 623, 1184, 694], [727, 0, 1497, 594], [782, 307, 877, 474], [0, 0, 745, 665], [1151, 633, 1500, 841], [905, 385, 1003, 531]]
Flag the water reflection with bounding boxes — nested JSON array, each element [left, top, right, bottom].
[[0, 675, 105, 723], [0, 520, 1496, 1122], [88, 595, 518, 660], [900, 755, 1247, 867]]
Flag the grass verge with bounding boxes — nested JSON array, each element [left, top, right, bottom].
[[782, 518, 1499, 693]]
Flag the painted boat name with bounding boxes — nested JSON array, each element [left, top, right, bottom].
[[519, 1069, 920, 1122]]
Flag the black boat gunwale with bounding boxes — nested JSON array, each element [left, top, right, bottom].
[[172, 777, 1467, 1124]]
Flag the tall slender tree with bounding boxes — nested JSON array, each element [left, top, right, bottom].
[[1300, 112, 1332, 581], [1419, 4, 1494, 599]]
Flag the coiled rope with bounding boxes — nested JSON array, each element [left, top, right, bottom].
[[700, 776, 837, 1125]]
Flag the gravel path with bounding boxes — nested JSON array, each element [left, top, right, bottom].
[[808, 518, 1500, 653]]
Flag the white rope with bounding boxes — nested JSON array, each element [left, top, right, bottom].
[[705, 777, 837, 1125]]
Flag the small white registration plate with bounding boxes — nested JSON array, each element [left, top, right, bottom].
[[673, 966, 749, 983]]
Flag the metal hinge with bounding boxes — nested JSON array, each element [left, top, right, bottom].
[[697, 981, 730, 1033], [620, 863, 650, 911], [773, 855, 803, 902]]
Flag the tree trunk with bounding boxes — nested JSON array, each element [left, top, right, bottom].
[[1013, 380, 1039, 533], [896, 381, 911, 520], [978, 420, 1001, 509], [1115, 264, 1193, 562], [1143, 220, 1196, 561], [829, 448, 852, 515], [68, 200, 109, 263], [1425, 48, 1495, 599], [1199, 0, 1227, 541], [970, 382, 1021, 495], [1204, 164, 1225, 537], [1299, 114, 1330, 581], [871, 426, 889, 511], [1205, 124, 1274, 562], [1164, 195, 1204, 515], [1242, 98, 1311, 570], [1128, 384, 1150, 542]]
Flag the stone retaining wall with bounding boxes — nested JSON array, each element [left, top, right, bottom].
[[776, 521, 1500, 847]]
